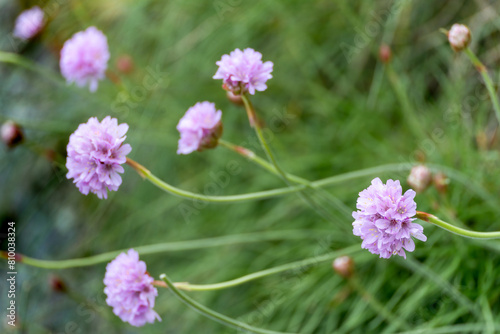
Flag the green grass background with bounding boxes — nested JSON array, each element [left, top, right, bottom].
[[1, 0, 500, 333]]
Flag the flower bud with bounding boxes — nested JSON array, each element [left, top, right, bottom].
[[407, 165, 432, 193], [448, 24, 471, 52], [49, 275, 67, 293], [332, 256, 354, 278], [379, 44, 392, 64], [1, 121, 24, 149], [116, 54, 134, 74], [226, 91, 243, 105], [433, 172, 449, 194]]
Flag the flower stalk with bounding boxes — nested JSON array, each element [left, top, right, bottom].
[[416, 211, 500, 239]]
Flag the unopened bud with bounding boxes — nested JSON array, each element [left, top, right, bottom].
[[116, 54, 134, 74], [433, 172, 449, 194], [1, 121, 24, 149], [448, 24, 471, 52], [379, 44, 392, 64], [407, 165, 432, 193], [226, 91, 243, 105], [49, 275, 67, 293], [333, 256, 354, 278]]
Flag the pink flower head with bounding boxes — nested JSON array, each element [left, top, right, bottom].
[[448, 24, 471, 52], [177, 101, 223, 155], [104, 249, 161, 327], [66, 116, 131, 199], [352, 178, 427, 259], [60, 26, 110, 92], [13, 6, 44, 40], [213, 48, 273, 95]]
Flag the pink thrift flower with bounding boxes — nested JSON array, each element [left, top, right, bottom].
[[352, 178, 427, 259], [448, 24, 471, 52], [213, 48, 273, 95], [407, 165, 432, 193], [177, 101, 223, 155], [66, 116, 131, 199], [60, 27, 110, 92], [104, 249, 161, 327], [13, 6, 44, 40]]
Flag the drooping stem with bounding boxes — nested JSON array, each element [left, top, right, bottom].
[[159, 274, 293, 334], [5, 230, 324, 269], [416, 211, 500, 239], [155, 245, 360, 291], [464, 47, 500, 125]]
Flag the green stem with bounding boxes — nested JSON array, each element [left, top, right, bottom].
[[464, 47, 500, 125], [3, 230, 323, 269], [218, 139, 307, 185], [240, 94, 290, 184], [160, 274, 294, 334], [166, 245, 360, 291], [126, 157, 304, 202], [416, 211, 500, 239], [0, 51, 63, 86]]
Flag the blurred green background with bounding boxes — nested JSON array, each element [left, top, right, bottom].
[[1, 0, 500, 333]]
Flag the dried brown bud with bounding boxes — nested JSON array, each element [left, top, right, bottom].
[[1, 121, 24, 149], [379, 44, 392, 64], [433, 172, 449, 194], [49, 275, 67, 293], [333, 256, 354, 278]]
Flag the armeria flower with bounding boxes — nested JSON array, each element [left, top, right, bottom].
[[213, 48, 273, 95], [177, 101, 223, 155], [352, 178, 427, 259], [448, 24, 471, 52], [60, 26, 110, 92], [66, 116, 131, 199], [104, 249, 161, 327], [13, 6, 44, 40], [407, 165, 432, 193]]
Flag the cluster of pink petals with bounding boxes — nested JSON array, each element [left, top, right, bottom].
[[104, 249, 161, 327], [352, 178, 427, 259], [60, 26, 110, 92], [448, 24, 471, 52], [66, 116, 131, 199], [177, 101, 223, 155], [13, 6, 44, 40], [213, 48, 273, 95]]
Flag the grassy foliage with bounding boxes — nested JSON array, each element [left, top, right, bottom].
[[1, 0, 500, 333]]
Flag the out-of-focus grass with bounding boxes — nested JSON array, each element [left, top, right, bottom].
[[1, 0, 500, 333]]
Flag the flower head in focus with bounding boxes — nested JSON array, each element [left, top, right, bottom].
[[177, 101, 223, 155], [66, 116, 131, 199], [352, 178, 427, 259], [104, 249, 161, 327], [448, 24, 471, 52], [60, 26, 110, 92], [213, 48, 273, 95], [13, 6, 44, 40]]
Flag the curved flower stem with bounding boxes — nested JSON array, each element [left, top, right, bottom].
[[160, 274, 293, 334], [464, 47, 500, 125], [155, 245, 360, 291], [126, 157, 304, 202], [416, 211, 500, 239], [3, 230, 323, 269], [218, 139, 307, 185]]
